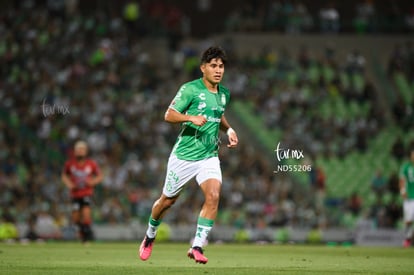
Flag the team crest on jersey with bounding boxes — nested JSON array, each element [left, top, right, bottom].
[[221, 94, 226, 105]]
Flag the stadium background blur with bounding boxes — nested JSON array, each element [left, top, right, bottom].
[[0, 0, 413, 243]]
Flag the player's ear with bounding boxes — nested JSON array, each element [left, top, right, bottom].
[[200, 63, 205, 74]]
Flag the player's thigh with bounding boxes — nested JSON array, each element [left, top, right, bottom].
[[199, 178, 222, 202], [162, 154, 198, 197], [81, 205, 91, 217], [80, 197, 92, 220]]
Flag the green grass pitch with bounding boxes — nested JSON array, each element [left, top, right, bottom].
[[1, 242, 414, 274]]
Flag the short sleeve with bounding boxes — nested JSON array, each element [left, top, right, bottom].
[[225, 91, 231, 108], [219, 85, 231, 108], [169, 84, 193, 113]]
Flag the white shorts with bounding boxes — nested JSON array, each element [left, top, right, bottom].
[[162, 154, 222, 197], [403, 200, 414, 222]]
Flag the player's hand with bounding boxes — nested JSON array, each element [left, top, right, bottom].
[[227, 128, 238, 148], [401, 187, 407, 200], [86, 177, 97, 187], [190, 115, 207, 126], [67, 181, 76, 190]]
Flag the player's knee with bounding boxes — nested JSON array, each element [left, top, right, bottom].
[[205, 190, 220, 205]]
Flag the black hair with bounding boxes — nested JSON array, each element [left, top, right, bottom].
[[201, 46, 227, 65]]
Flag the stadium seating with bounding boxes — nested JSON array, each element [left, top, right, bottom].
[[393, 72, 413, 104], [1, 1, 413, 237], [222, 36, 413, 229]]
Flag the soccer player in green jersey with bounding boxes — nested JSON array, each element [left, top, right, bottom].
[[400, 146, 414, 247], [139, 46, 238, 263]]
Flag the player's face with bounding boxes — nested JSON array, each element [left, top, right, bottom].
[[200, 58, 225, 86], [74, 145, 88, 160]]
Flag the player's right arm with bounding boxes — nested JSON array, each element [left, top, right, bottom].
[[61, 162, 75, 190], [164, 108, 206, 126], [400, 177, 407, 200], [86, 161, 103, 187], [165, 83, 206, 126]]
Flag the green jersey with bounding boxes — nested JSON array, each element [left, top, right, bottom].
[[169, 78, 230, 161], [400, 162, 414, 199]]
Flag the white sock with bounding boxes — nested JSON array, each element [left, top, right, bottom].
[[192, 216, 214, 248], [146, 217, 161, 239], [405, 225, 413, 240]]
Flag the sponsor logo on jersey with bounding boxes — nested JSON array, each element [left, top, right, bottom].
[[206, 116, 221, 123], [71, 166, 91, 176]]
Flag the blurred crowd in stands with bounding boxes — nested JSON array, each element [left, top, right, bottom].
[[227, 44, 382, 159], [387, 41, 414, 129], [0, 0, 413, 240], [224, 0, 414, 34]]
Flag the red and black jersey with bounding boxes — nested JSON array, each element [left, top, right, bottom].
[[63, 158, 100, 198]]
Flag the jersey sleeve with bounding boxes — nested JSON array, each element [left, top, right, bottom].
[[225, 90, 231, 108], [169, 84, 193, 113], [220, 85, 231, 109]]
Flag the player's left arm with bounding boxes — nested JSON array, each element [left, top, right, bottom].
[[86, 162, 104, 187], [61, 161, 76, 189], [220, 115, 238, 148], [400, 176, 407, 199]]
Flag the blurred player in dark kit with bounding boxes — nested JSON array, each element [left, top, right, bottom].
[[62, 141, 103, 243]]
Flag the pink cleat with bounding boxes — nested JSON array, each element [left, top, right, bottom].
[[187, 246, 208, 264], [139, 236, 155, 261], [403, 239, 411, 248]]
